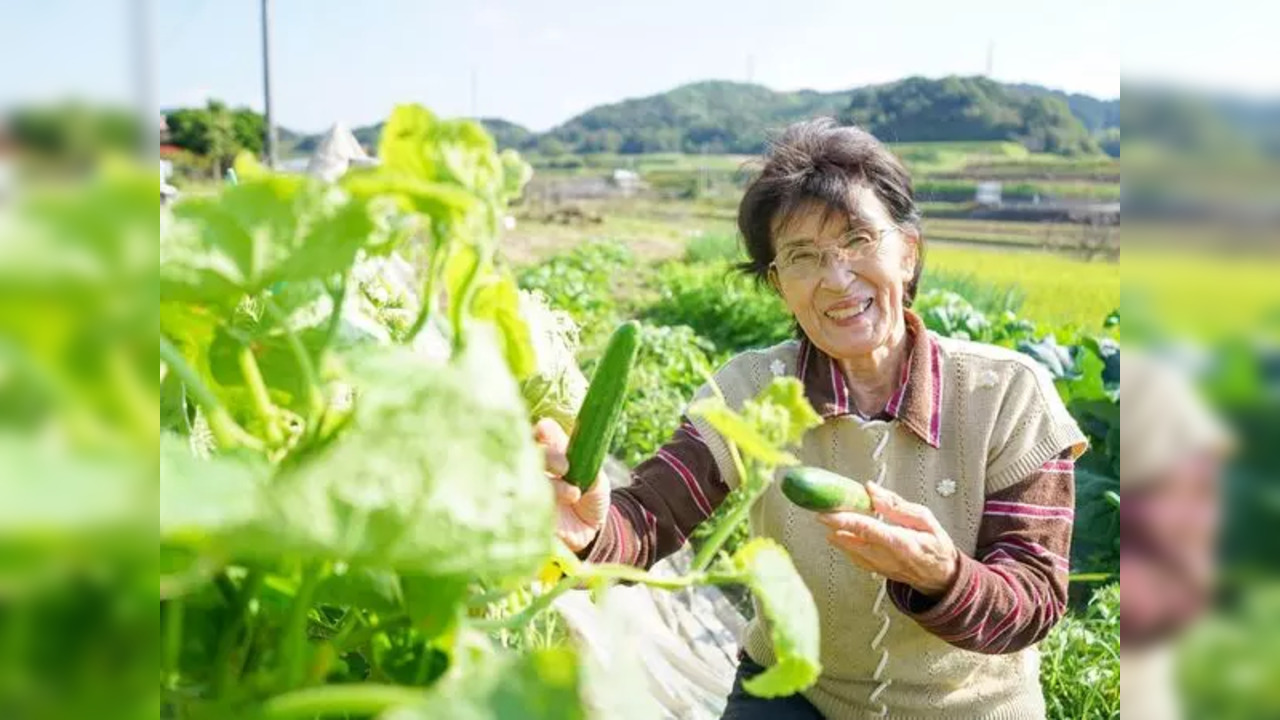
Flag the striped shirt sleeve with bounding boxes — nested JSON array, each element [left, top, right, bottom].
[[887, 449, 1076, 654], [577, 417, 729, 569]]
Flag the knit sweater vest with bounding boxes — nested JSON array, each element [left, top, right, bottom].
[[686, 334, 1087, 719]]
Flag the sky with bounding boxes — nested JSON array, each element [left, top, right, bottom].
[[1, 0, 1273, 135]]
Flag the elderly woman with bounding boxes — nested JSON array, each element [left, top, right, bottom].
[[537, 118, 1087, 719]]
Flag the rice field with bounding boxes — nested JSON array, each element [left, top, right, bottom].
[[924, 244, 1120, 330]]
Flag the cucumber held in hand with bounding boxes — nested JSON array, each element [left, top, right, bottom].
[[564, 321, 640, 491], [781, 466, 872, 513]]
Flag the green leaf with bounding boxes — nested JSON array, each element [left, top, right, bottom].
[[401, 573, 470, 640], [384, 648, 584, 720], [732, 538, 822, 698], [688, 396, 796, 467], [753, 377, 823, 447], [342, 173, 477, 226], [313, 568, 404, 615], [161, 176, 372, 305], [159, 432, 269, 548], [687, 377, 820, 468], [262, 330, 553, 581], [472, 273, 536, 380]]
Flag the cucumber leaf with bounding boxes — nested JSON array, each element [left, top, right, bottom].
[[159, 432, 269, 548], [688, 377, 821, 468], [732, 538, 822, 698], [161, 176, 372, 306], [261, 329, 553, 581]]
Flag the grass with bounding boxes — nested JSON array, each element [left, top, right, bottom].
[[923, 245, 1119, 330], [1040, 584, 1119, 720]]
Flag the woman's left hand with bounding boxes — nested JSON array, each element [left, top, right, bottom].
[[819, 482, 960, 597]]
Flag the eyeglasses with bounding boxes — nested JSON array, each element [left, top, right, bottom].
[[770, 226, 899, 278]]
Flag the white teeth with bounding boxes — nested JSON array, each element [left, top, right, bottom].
[[825, 298, 873, 320]]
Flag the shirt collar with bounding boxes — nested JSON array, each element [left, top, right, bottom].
[[795, 309, 942, 448]]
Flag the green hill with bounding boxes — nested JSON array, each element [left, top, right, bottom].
[[278, 77, 1117, 158], [842, 76, 1100, 155], [539, 76, 1103, 156]]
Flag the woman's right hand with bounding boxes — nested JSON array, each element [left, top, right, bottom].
[[534, 418, 610, 553]]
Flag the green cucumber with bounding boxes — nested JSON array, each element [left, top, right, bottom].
[[781, 466, 872, 513], [564, 321, 640, 491]]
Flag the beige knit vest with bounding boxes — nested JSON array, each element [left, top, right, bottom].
[[686, 334, 1085, 720]]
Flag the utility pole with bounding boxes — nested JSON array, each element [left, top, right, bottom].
[[133, 0, 156, 160], [261, 0, 278, 168]]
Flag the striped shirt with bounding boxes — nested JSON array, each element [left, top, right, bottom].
[[582, 311, 1076, 655]]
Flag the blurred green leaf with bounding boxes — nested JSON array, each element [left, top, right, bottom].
[[384, 648, 584, 720], [732, 538, 822, 697], [260, 332, 552, 580], [161, 176, 372, 305]]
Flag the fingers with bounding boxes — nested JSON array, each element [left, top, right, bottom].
[[533, 417, 569, 450], [552, 478, 582, 506], [543, 446, 569, 477], [817, 511, 898, 547], [581, 468, 610, 496], [866, 482, 939, 533]]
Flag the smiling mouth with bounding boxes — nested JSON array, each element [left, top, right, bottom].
[[824, 298, 873, 320]]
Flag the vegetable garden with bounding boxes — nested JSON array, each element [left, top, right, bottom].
[[1, 104, 1130, 719]]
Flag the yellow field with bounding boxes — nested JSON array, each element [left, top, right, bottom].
[[1124, 248, 1280, 340], [925, 245, 1120, 329]]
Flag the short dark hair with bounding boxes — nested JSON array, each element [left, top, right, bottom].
[[736, 118, 924, 304]]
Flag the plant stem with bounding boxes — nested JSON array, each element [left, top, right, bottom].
[[320, 275, 348, 356], [162, 599, 183, 688], [691, 465, 763, 572], [158, 335, 262, 451], [470, 576, 576, 632], [264, 296, 324, 421], [330, 609, 362, 652], [260, 684, 428, 719], [449, 249, 484, 355], [407, 234, 450, 342], [237, 344, 282, 445], [213, 569, 264, 696], [281, 564, 325, 690], [107, 345, 158, 446]]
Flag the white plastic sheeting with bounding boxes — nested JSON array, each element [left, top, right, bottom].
[[306, 122, 377, 182], [552, 461, 747, 720]]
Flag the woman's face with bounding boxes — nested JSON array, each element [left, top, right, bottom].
[[770, 187, 918, 360]]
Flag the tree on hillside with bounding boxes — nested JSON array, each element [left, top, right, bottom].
[[842, 76, 1098, 155]]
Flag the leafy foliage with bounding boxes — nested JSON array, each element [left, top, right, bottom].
[[642, 262, 793, 355], [732, 539, 822, 697], [96, 103, 845, 719], [516, 240, 634, 350], [843, 76, 1099, 155]]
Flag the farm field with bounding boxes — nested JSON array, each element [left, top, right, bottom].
[[505, 204, 1121, 332]]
